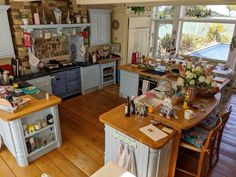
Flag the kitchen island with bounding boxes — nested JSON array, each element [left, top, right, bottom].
[[0, 94, 62, 167], [99, 104, 176, 177]]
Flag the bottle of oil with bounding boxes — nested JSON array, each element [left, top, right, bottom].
[[125, 96, 130, 117]]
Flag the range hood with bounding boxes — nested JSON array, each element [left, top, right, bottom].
[[76, 0, 236, 5]]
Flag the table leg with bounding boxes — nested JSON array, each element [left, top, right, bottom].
[[168, 128, 182, 177]]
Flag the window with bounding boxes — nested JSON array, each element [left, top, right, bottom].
[[152, 5, 236, 63], [180, 22, 234, 61]]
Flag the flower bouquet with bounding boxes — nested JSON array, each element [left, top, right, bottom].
[[176, 62, 219, 99]]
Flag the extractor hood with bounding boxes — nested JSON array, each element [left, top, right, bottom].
[[76, 0, 236, 5]]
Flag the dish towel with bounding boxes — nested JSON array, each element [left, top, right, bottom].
[[115, 143, 124, 163], [124, 148, 137, 176], [118, 145, 129, 168], [142, 80, 150, 94]]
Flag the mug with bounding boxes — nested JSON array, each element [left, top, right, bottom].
[[184, 109, 196, 120]]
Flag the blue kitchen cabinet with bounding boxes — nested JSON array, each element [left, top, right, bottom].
[[51, 67, 81, 98], [119, 70, 139, 98]]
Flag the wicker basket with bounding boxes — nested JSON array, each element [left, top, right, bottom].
[[184, 87, 198, 102], [197, 87, 219, 97]]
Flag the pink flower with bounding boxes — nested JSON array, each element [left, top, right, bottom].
[[179, 65, 185, 77]]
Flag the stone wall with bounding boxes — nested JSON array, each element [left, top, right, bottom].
[[5, 0, 87, 60]]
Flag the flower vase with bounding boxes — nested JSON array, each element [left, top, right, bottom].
[[185, 87, 197, 102]]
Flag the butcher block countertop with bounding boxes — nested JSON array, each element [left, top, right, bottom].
[[0, 95, 61, 122], [99, 104, 176, 149], [119, 64, 230, 91]]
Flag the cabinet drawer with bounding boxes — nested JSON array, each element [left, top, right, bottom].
[[65, 68, 81, 82], [102, 62, 115, 69], [67, 80, 81, 93], [51, 72, 66, 87], [53, 85, 67, 98]]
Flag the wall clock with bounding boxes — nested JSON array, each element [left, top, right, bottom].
[[112, 20, 119, 30]]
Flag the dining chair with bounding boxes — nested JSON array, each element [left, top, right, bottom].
[[177, 117, 222, 177], [208, 106, 232, 172]]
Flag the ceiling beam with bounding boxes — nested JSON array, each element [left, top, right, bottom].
[[76, 0, 236, 5]]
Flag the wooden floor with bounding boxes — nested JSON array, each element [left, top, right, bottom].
[[0, 85, 235, 177]]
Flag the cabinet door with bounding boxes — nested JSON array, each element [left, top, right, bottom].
[[81, 65, 100, 92], [90, 14, 100, 46], [65, 68, 81, 94], [51, 72, 67, 97], [0, 9, 15, 58], [99, 14, 110, 45], [137, 28, 149, 57], [119, 70, 139, 98]]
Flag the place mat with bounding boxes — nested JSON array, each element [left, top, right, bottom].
[[139, 124, 168, 141]]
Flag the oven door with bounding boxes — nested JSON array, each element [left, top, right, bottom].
[[138, 76, 158, 96]]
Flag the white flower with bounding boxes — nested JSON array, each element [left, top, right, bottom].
[[196, 66, 203, 73], [211, 81, 218, 88], [186, 71, 194, 79], [192, 68, 196, 72], [189, 79, 195, 86], [187, 62, 193, 68], [177, 77, 184, 87], [199, 76, 206, 83]]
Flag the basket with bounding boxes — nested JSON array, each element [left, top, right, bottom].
[[197, 87, 219, 97], [184, 87, 198, 102]]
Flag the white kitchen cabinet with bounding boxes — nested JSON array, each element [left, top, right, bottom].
[[119, 70, 139, 98], [104, 125, 173, 177], [26, 75, 53, 94], [0, 6, 15, 58], [100, 61, 116, 87], [81, 64, 101, 94], [89, 9, 111, 46]]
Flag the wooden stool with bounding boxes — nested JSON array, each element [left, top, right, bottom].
[[177, 118, 222, 177]]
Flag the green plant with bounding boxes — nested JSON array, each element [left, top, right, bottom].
[[21, 12, 28, 19], [185, 5, 211, 18], [131, 7, 145, 14], [206, 23, 229, 43], [181, 34, 196, 53], [160, 33, 171, 51]]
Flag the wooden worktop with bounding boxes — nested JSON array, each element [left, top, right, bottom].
[[150, 93, 221, 130], [97, 57, 120, 64], [99, 104, 176, 149], [119, 64, 230, 91], [0, 95, 61, 122]]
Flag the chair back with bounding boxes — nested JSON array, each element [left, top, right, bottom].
[[203, 117, 222, 150], [221, 106, 232, 126]]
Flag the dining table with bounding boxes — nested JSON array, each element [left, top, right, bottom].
[[149, 93, 221, 177]]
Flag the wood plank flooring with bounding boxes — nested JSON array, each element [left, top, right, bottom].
[[0, 84, 236, 177]]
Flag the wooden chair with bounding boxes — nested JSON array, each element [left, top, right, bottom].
[[177, 118, 222, 177], [208, 106, 232, 171]]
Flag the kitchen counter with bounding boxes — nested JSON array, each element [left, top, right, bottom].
[[0, 95, 61, 122], [97, 57, 120, 64], [0, 93, 62, 167], [100, 104, 176, 149]]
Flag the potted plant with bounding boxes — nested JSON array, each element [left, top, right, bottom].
[[176, 61, 219, 101], [21, 13, 29, 25]]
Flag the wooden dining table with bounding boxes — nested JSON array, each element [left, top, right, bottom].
[[149, 93, 221, 177]]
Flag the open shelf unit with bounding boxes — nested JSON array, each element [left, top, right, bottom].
[[20, 23, 90, 32], [100, 61, 116, 87]]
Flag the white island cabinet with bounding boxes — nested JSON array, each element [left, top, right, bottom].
[[100, 104, 175, 177], [0, 95, 62, 167]]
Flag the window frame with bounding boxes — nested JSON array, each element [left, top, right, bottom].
[[152, 5, 236, 68]]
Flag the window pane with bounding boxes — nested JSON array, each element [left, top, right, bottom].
[[180, 22, 235, 61], [156, 24, 173, 56], [184, 5, 236, 19], [154, 6, 175, 19]]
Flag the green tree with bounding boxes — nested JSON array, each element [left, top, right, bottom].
[[181, 34, 196, 53], [206, 24, 229, 43], [160, 33, 171, 52], [226, 5, 236, 16]]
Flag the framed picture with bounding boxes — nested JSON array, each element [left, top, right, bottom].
[[111, 42, 121, 55]]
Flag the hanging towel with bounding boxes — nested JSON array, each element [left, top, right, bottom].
[[118, 145, 129, 168], [115, 143, 124, 163], [142, 80, 150, 94], [124, 148, 131, 171], [130, 148, 137, 176]]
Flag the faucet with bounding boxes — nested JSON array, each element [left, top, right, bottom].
[[156, 78, 174, 98]]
